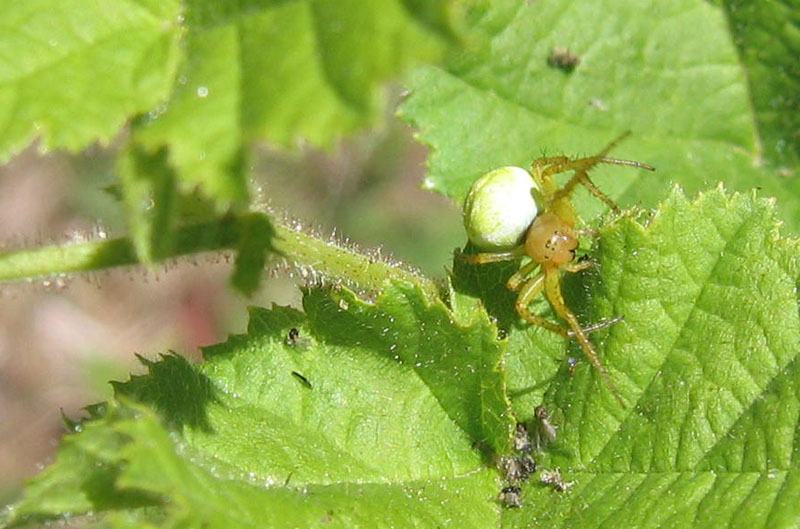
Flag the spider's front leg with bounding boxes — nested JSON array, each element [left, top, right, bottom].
[[562, 258, 595, 274], [537, 134, 654, 212], [513, 271, 573, 337], [553, 170, 621, 213], [511, 264, 622, 338], [561, 258, 625, 331], [531, 155, 570, 171], [542, 266, 625, 406]]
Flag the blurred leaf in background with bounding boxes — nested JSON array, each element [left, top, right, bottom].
[[0, 0, 463, 205], [0, 0, 469, 269], [400, 0, 800, 228], [711, 0, 800, 171], [0, 0, 183, 159]]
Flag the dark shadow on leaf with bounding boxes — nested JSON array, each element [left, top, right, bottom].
[[112, 353, 220, 432], [508, 376, 557, 401], [451, 243, 522, 332], [231, 212, 278, 296], [82, 462, 161, 510]]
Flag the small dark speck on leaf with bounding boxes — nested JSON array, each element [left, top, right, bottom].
[[292, 371, 312, 389], [286, 327, 300, 345], [548, 47, 580, 73], [500, 486, 522, 508]]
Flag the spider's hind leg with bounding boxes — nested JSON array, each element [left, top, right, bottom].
[[458, 246, 525, 265]]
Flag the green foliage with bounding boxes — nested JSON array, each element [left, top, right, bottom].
[[5, 289, 503, 528], [7, 189, 800, 529], [118, 145, 178, 263], [712, 0, 800, 171], [0, 0, 459, 269], [2, 0, 800, 527], [230, 212, 276, 296], [399, 0, 800, 226], [0, 0, 456, 199], [0, 0, 183, 160]]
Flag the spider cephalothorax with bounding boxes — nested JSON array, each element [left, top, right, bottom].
[[525, 213, 578, 266], [462, 133, 655, 405]]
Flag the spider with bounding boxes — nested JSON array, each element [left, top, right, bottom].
[[461, 133, 655, 404]]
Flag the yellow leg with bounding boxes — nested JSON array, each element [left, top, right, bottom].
[[459, 246, 525, 264], [539, 132, 632, 181], [543, 266, 625, 406], [553, 163, 654, 214], [532, 155, 570, 170], [577, 172, 620, 213], [515, 272, 572, 337], [533, 132, 646, 178], [563, 259, 595, 274], [580, 316, 624, 333], [513, 269, 621, 338], [598, 156, 655, 171], [562, 259, 625, 333], [539, 132, 654, 192], [507, 260, 539, 291], [549, 167, 620, 212]]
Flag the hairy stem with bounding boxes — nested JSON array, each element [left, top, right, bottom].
[[0, 214, 439, 299]]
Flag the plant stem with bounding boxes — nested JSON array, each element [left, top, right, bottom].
[[0, 214, 439, 298], [272, 222, 439, 299]]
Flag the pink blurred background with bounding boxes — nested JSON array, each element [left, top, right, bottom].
[[0, 117, 463, 504]]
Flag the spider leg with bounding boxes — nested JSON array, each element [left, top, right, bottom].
[[515, 272, 572, 337], [539, 151, 650, 181], [562, 259, 595, 274], [531, 155, 570, 170], [533, 132, 632, 175], [542, 266, 625, 406], [561, 260, 626, 332], [545, 165, 619, 220], [552, 159, 653, 213], [575, 172, 620, 213], [539, 131, 654, 186], [580, 315, 624, 333], [459, 246, 525, 264], [513, 263, 622, 337], [597, 156, 655, 171], [506, 260, 539, 291]]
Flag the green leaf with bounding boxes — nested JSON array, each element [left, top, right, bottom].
[[301, 281, 513, 454], [133, 0, 456, 206], [399, 0, 800, 229], [117, 144, 177, 263], [4, 282, 509, 528], [493, 187, 800, 527], [0, 0, 182, 161], [7, 187, 800, 527], [712, 0, 800, 171]]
